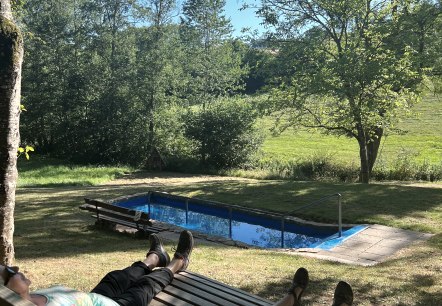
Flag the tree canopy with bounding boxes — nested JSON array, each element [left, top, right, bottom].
[[256, 0, 441, 183]]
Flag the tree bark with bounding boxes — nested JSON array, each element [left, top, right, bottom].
[[367, 127, 383, 174], [0, 0, 23, 265], [356, 127, 370, 184]]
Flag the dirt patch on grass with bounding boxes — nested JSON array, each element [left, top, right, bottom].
[[107, 171, 442, 189], [376, 181, 442, 189], [105, 170, 258, 187]]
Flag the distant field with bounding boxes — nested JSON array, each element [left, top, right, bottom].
[[261, 95, 442, 165]]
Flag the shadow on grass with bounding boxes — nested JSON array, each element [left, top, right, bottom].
[[15, 178, 442, 262], [14, 182, 441, 305], [249, 253, 442, 306]]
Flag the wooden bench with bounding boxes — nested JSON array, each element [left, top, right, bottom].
[[80, 198, 163, 236], [150, 271, 272, 306], [1, 271, 272, 306]]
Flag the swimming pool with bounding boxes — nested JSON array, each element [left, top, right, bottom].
[[112, 192, 366, 249]]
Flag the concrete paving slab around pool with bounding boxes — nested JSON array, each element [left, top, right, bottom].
[[292, 224, 433, 266], [148, 223, 433, 267]]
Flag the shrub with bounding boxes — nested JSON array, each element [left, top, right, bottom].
[[183, 97, 263, 169]]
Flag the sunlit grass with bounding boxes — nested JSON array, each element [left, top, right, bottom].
[[17, 156, 132, 187], [260, 94, 442, 166], [14, 175, 442, 305]]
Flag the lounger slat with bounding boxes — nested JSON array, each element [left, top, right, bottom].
[[0, 285, 36, 306], [150, 293, 196, 306], [149, 271, 272, 306], [170, 278, 238, 306], [179, 271, 272, 305], [158, 285, 218, 306]]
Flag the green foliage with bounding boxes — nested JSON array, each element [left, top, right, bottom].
[[20, 0, 187, 166], [183, 98, 263, 169], [180, 0, 246, 105], [257, 0, 440, 182], [17, 145, 34, 160], [373, 151, 442, 182], [241, 43, 276, 94]]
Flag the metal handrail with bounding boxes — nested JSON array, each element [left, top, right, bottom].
[[289, 193, 343, 237]]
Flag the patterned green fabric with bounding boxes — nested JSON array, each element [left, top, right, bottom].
[[33, 286, 119, 306]]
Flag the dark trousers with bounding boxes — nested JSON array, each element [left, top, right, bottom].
[[91, 261, 174, 306]]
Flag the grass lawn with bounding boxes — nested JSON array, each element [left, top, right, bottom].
[[17, 156, 132, 187], [261, 95, 442, 165], [13, 167, 442, 305]]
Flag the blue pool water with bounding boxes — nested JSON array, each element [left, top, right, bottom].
[[115, 193, 366, 249]]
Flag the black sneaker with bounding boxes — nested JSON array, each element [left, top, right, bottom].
[[146, 234, 170, 267], [332, 281, 354, 306], [288, 267, 309, 303], [173, 230, 194, 271]]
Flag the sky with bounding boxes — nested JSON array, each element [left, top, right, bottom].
[[224, 0, 266, 37]]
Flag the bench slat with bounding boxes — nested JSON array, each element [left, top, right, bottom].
[[80, 203, 150, 223], [179, 271, 272, 305], [157, 285, 218, 306], [150, 293, 199, 306], [80, 198, 157, 234], [81, 205, 152, 226], [83, 198, 150, 219], [150, 271, 272, 306], [170, 278, 238, 306]]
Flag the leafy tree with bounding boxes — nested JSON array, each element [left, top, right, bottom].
[[20, 0, 82, 154], [180, 0, 245, 107], [241, 43, 276, 94], [132, 0, 184, 164], [183, 98, 263, 169], [257, 0, 436, 183], [0, 0, 23, 264], [21, 0, 141, 164]]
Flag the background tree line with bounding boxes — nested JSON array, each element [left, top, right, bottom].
[[19, 0, 262, 170], [17, 0, 442, 182]]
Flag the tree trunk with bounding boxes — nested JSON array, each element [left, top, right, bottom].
[[367, 127, 383, 174], [0, 0, 23, 265], [356, 128, 370, 184]]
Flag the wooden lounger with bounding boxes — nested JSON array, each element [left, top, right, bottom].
[[0, 271, 272, 306]]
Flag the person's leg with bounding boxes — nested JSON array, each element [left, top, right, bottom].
[[91, 234, 170, 298], [273, 268, 309, 306], [331, 281, 353, 306], [113, 230, 194, 306]]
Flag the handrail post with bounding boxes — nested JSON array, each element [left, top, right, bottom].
[[229, 208, 233, 239], [147, 192, 151, 215], [338, 194, 342, 237], [185, 199, 189, 225]]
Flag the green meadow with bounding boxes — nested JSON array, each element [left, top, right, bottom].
[[261, 95, 442, 165]]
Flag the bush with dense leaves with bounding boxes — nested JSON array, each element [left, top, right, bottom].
[[183, 98, 263, 169]]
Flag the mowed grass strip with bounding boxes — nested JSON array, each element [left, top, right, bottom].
[[15, 173, 442, 305]]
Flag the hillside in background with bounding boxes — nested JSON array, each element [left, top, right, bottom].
[[261, 95, 442, 166]]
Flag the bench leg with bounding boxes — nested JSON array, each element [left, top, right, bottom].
[[135, 229, 149, 239], [95, 219, 117, 231]]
